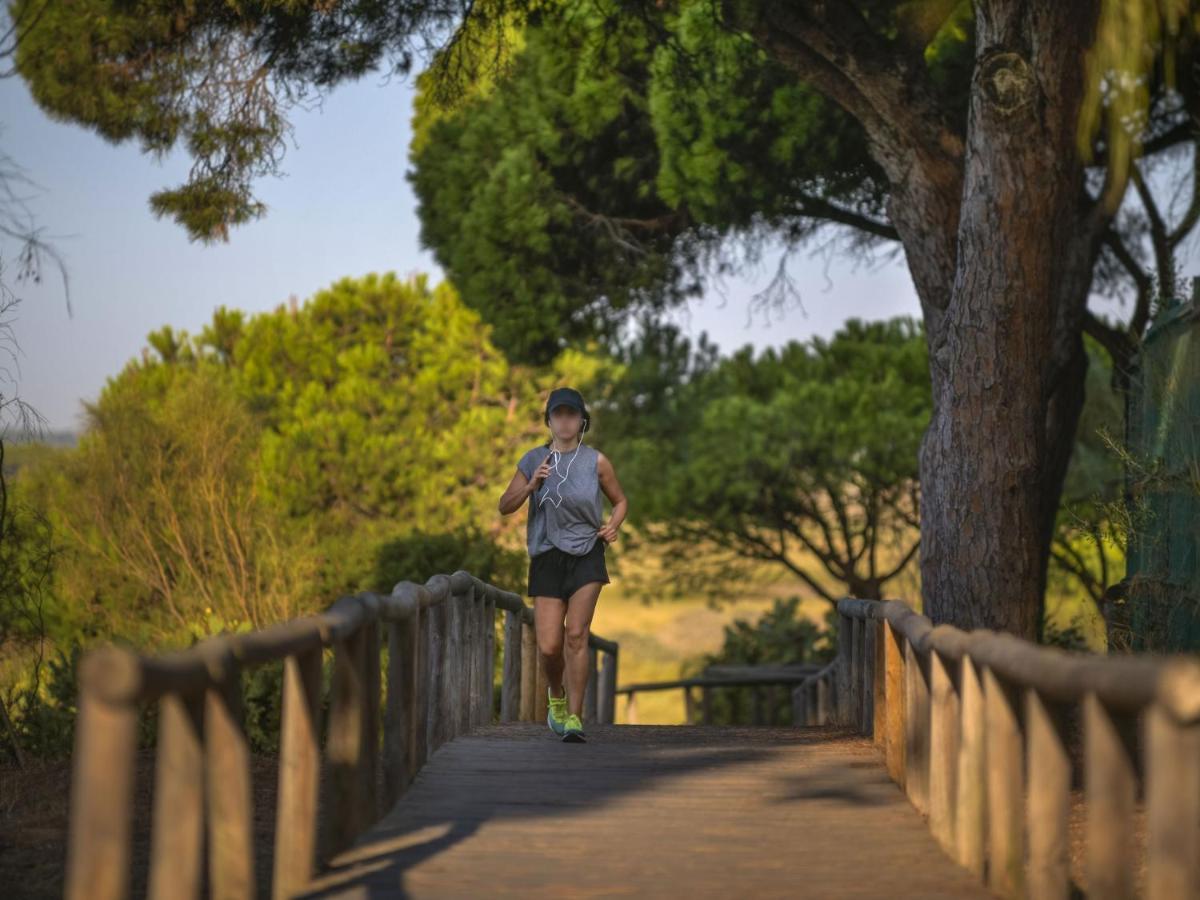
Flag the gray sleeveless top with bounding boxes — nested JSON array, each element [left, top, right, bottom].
[[516, 442, 604, 557]]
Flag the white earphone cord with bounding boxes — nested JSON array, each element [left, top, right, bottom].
[[537, 418, 586, 509]]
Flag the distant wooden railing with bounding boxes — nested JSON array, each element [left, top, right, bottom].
[[796, 597, 1200, 900], [64, 570, 619, 900], [618, 663, 823, 724]]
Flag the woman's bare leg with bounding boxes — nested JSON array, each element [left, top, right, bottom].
[[562, 582, 604, 716], [534, 596, 567, 698]]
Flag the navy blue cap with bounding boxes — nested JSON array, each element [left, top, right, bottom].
[[546, 387, 586, 415]]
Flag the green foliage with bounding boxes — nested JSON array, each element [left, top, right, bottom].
[[407, 0, 974, 365], [242, 660, 286, 755], [12, 0, 308, 242], [2, 645, 82, 761], [1046, 336, 1128, 609], [14, 272, 600, 653], [29, 357, 314, 640], [1042, 619, 1094, 654], [646, 0, 886, 227], [600, 316, 929, 603], [374, 528, 527, 596], [698, 596, 835, 667], [0, 473, 61, 645], [226, 271, 593, 599], [13, 0, 966, 360], [410, 0, 688, 364], [236, 274, 513, 529]]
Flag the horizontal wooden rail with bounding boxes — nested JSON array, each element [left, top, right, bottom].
[[796, 596, 1200, 900], [64, 570, 619, 900], [617, 668, 823, 692], [620, 664, 826, 725]]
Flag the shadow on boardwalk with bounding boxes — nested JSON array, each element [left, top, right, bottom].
[[295, 724, 991, 899]]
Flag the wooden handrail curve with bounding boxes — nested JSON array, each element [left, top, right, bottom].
[[795, 596, 1200, 900], [64, 570, 619, 900]]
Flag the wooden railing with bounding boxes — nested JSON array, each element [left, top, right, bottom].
[[797, 597, 1200, 900], [618, 663, 823, 724], [64, 570, 619, 900]]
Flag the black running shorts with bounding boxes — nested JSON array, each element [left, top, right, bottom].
[[527, 539, 610, 601]]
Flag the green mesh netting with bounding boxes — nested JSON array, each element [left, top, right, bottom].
[[1125, 288, 1200, 652]]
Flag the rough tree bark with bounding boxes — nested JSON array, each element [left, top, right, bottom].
[[728, 1, 1111, 638]]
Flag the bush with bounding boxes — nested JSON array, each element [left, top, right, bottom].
[[681, 596, 836, 725], [3, 645, 82, 762], [374, 527, 526, 596]]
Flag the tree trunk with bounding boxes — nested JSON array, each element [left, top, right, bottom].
[[917, 4, 1101, 638], [735, 1, 1108, 639]]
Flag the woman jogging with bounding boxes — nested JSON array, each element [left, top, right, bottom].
[[497, 387, 628, 742]]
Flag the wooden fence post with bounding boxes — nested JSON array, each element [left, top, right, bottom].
[[861, 616, 876, 736], [599, 650, 618, 724], [836, 612, 852, 725], [1025, 687, 1070, 900], [482, 588, 496, 725], [445, 589, 466, 741], [904, 638, 931, 815], [361, 616, 381, 825], [872, 617, 887, 748], [1085, 691, 1138, 900], [273, 648, 323, 900], [1145, 702, 1200, 900], [325, 627, 369, 859], [928, 649, 960, 858], [883, 620, 906, 786], [956, 653, 987, 879], [148, 692, 205, 900], [584, 646, 599, 723], [464, 586, 481, 731], [424, 600, 446, 756], [984, 666, 1024, 899], [65, 667, 139, 900], [501, 608, 523, 722], [520, 619, 536, 722], [849, 617, 863, 732], [205, 673, 255, 900], [534, 639, 549, 724], [383, 612, 416, 809], [417, 600, 435, 771]]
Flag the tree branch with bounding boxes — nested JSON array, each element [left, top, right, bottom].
[[1101, 226, 1154, 342], [723, 1, 963, 183], [791, 192, 899, 240]]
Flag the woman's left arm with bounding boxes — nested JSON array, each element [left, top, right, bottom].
[[596, 452, 628, 543]]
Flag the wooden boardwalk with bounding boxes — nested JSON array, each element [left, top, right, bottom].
[[295, 724, 992, 899]]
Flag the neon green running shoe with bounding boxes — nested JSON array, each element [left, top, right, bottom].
[[546, 688, 568, 736], [561, 712, 586, 743]]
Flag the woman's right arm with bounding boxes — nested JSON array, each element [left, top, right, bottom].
[[498, 457, 551, 515]]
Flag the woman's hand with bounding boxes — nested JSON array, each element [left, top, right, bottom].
[[596, 521, 620, 543], [530, 458, 552, 491]]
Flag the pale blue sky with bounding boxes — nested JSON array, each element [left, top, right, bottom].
[[0, 65, 1054, 434]]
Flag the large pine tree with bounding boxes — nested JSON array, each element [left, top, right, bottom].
[[12, 0, 1197, 637]]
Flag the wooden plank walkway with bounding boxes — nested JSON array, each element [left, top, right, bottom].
[[295, 724, 992, 899]]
